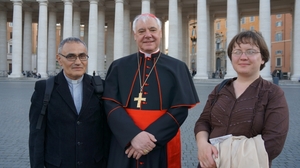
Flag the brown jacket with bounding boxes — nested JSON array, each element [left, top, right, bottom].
[[194, 77, 289, 162]]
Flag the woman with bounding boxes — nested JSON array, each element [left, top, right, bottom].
[[194, 30, 289, 168]]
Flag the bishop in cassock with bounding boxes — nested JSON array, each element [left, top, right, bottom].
[[103, 13, 200, 168]]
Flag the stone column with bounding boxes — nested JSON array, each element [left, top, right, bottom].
[[181, 15, 189, 65], [177, 4, 183, 61], [194, 0, 208, 79], [62, 0, 73, 39], [23, 11, 32, 73], [130, 20, 137, 53], [141, 0, 150, 14], [0, 10, 7, 76], [160, 17, 166, 53], [9, 0, 23, 78], [97, 5, 106, 77], [168, 0, 179, 59], [60, 22, 64, 41], [206, 7, 211, 77], [209, 14, 215, 76], [225, 0, 239, 78], [114, 0, 124, 60], [291, 0, 300, 81], [106, 19, 114, 68], [48, 11, 57, 76], [87, 0, 98, 75], [72, 9, 81, 38], [37, 0, 48, 78], [84, 22, 88, 47], [259, 0, 272, 80], [123, 5, 130, 56]]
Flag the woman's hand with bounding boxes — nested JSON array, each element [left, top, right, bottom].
[[197, 142, 218, 168], [196, 131, 218, 168]]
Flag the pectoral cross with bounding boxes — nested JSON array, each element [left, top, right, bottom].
[[134, 92, 146, 108]]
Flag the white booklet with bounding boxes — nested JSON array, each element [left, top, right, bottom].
[[209, 134, 232, 145]]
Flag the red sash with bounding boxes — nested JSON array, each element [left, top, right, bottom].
[[126, 108, 181, 168]]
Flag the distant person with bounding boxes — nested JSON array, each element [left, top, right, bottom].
[[29, 37, 110, 168], [102, 13, 199, 168], [219, 69, 222, 79], [194, 30, 289, 167], [192, 69, 197, 77]]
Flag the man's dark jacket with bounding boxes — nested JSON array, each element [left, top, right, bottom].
[[29, 71, 110, 168]]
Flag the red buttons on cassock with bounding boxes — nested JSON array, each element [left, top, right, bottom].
[[145, 83, 149, 86], [142, 102, 147, 104], [146, 66, 150, 69], [145, 74, 149, 77], [143, 92, 148, 95]]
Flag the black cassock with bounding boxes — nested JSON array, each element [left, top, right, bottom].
[[103, 51, 199, 168]]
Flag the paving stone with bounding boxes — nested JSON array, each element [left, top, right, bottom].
[[0, 79, 299, 168]]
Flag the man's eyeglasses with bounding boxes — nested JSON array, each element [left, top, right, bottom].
[[59, 53, 89, 61], [232, 49, 260, 57]]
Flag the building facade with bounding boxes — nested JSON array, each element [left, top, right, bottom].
[[0, 0, 299, 81], [213, 13, 292, 79]]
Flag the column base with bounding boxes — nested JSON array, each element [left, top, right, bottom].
[[290, 75, 300, 82], [193, 75, 209, 80], [8, 73, 23, 78], [261, 75, 273, 81], [38, 72, 48, 78]]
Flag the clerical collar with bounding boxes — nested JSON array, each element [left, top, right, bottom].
[[63, 72, 84, 84], [139, 49, 160, 58]]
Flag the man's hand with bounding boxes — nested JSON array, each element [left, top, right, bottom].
[[125, 145, 143, 159], [125, 131, 157, 159]]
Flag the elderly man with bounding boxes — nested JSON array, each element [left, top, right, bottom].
[[103, 13, 199, 168], [29, 37, 110, 168]]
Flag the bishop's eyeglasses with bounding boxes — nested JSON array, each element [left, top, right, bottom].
[[232, 49, 260, 57], [59, 53, 89, 62]]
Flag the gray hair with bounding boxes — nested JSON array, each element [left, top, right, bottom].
[[57, 37, 87, 53], [132, 13, 162, 33]]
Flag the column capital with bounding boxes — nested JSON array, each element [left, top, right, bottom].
[[89, 0, 99, 4], [10, 0, 22, 5], [62, 0, 73, 2], [115, 0, 124, 3], [36, 0, 48, 2], [36, 0, 48, 6]]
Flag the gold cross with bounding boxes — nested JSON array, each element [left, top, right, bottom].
[[134, 92, 146, 108]]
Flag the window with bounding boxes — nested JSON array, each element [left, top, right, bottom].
[[275, 50, 283, 55], [276, 21, 282, 27], [241, 28, 245, 32], [9, 44, 12, 53], [250, 26, 254, 31], [276, 57, 282, 67], [275, 32, 282, 41], [9, 22, 13, 27], [276, 14, 282, 18], [216, 22, 220, 30], [241, 17, 245, 24], [216, 42, 220, 50], [249, 16, 255, 22]]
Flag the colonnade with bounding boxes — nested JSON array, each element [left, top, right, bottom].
[[0, 0, 299, 81]]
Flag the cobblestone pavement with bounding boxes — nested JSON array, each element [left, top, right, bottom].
[[0, 78, 299, 168]]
